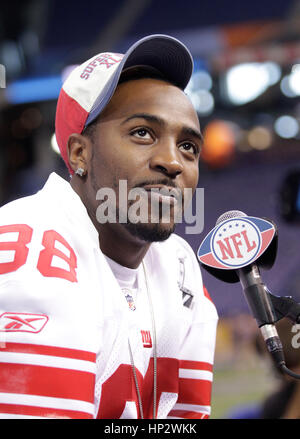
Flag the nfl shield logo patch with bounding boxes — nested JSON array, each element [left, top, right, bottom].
[[122, 289, 136, 311]]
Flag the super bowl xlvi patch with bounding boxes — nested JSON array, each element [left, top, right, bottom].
[[198, 216, 276, 270], [178, 257, 194, 309], [179, 284, 194, 309]]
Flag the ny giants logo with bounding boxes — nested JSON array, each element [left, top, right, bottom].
[[0, 312, 48, 333], [80, 53, 122, 80], [141, 330, 152, 348]]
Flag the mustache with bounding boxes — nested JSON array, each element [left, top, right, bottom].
[[133, 178, 178, 190], [133, 178, 183, 201]]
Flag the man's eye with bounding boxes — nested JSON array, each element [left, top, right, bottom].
[[131, 128, 152, 139], [179, 142, 198, 155]]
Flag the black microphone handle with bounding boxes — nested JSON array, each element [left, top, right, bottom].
[[237, 264, 276, 327], [237, 263, 285, 368]]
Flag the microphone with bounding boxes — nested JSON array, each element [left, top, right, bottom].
[[215, 211, 285, 369], [198, 210, 288, 371]]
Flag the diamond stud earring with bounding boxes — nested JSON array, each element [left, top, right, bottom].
[[75, 167, 86, 177]]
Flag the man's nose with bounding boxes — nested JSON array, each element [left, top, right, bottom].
[[149, 141, 183, 178]]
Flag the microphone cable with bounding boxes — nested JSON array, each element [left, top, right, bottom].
[[261, 324, 300, 380], [280, 364, 300, 380]]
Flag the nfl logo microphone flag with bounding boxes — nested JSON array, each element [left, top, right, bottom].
[[198, 216, 276, 271]]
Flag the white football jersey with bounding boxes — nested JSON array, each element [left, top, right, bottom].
[[0, 173, 218, 419]]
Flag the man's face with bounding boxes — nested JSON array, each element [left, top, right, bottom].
[[84, 77, 201, 243]]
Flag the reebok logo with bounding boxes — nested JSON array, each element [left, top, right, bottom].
[[0, 312, 48, 333]]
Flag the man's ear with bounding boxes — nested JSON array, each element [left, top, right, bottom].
[[67, 133, 92, 174]]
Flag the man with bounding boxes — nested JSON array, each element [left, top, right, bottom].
[[0, 34, 218, 419]]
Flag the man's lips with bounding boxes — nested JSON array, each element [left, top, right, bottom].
[[141, 184, 182, 203], [143, 184, 181, 199]]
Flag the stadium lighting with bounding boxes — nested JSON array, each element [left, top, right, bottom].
[[274, 115, 299, 139], [189, 90, 214, 115], [185, 70, 214, 115], [280, 75, 297, 98], [288, 65, 300, 96], [223, 62, 281, 105], [247, 126, 272, 150]]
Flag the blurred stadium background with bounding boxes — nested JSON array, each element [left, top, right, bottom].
[[2, 0, 300, 418]]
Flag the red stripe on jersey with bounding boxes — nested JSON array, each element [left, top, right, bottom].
[[179, 360, 213, 372], [0, 403, 93, 419], [169, 409, 209, 419], [3, 342, 96, 362], [0, 363, 95, 403], [177, 378, 212, 406], [203, 285, 214, 303]]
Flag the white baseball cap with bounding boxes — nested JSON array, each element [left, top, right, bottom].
[[55, 34, 194, 173]]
